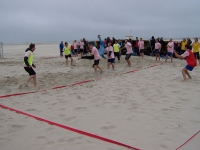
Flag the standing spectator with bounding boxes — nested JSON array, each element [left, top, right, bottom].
[[181, 38, 187, 54], [70, 44, 75, 56], [191, 37, 200, 65], [134, 37, 139, 56], [138, 38, 145, 59], [165, 38, 174, 63], [150, 36, 156, 53], [175, 42, 181, 55], [83, 38, 89, 55], [73, 40, 78, 57], [154, 39, 161, 61], [113, 40, 121, 63], [79, 39, 84, 57], [59, 41, 64, 58], [106, 37, 111, 48], [98, 35, 106, 59], [159, 37, 165, 57], [187, 38, 192, 50], [112, 37, 116, 46]]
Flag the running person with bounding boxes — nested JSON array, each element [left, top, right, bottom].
[[191, 37, 200, 65], [120, 39, 132, 67], [24, 43, 37, 88], [78, 43, 103, 74], [165, 38, 174, 63], [105, 41, 115, 70], [113, 40, 121, 63], [174, 44, 197, 82], [63, 42, 74, 66], [154, 39, 161, 61], [79, 39, 84, 57], [138, 38, 144, 59]]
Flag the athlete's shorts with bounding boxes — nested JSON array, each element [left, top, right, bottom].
[[154, 49, 160, 54], [167, 52, 173, 56], [125, 54, 132, 60], [108, 58, 115, 63], [79, 49, 83, 53], [65, 54, 72, 59], [74, 49, 78, 53], [24, 67, 36, 76], [194, 52, 200, 60], [185, 65, 194, 71], [140, 49, 144, 53], [93, 59, 100, 66]]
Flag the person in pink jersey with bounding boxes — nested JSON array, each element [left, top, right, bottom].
[[120, 39, 132, 67], [165, 38, 174, 63], [138, 38, 144, 59], [154, 39, 161, 61], [105, 41, 115, 70], [90, 43, 103, 74], [79, 39, 84, 57], [73, 40, 78, 57]]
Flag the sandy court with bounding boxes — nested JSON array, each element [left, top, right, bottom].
[[0, 44, 200, 150]]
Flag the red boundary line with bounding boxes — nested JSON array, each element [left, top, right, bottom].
[[0, 104, 140, 150], [176, 130, 200, 150], [0, 63, 161, 99]]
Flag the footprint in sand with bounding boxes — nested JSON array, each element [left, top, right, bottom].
[[36, 136, 45, 140], [59, 108, 66, 111], [66, 136, 84, 142], [0, 138, 11, 142], [7, 125, 26, 134], [27, 109, 36, 112], [58, 114, 66, 118], [46, 141, 55, 145], [111, 105, 121, 109], [45, 127, 54, 132], [57, 139, 66, 143], [101, 126, 116, 130], [64, 116, 76, 122], [74, 107, 87, 110]]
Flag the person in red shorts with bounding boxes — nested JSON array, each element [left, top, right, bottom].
[[174, 44, 197, 82]]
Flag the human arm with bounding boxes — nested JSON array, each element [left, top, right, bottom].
[[174, 50, 188, 59]]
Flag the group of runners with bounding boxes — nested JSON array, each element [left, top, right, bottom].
[[23, 36, 200, 87]]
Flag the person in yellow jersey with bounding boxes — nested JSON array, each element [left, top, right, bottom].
[[113, 40, 121, 63], [63, 42, 74, 66], [191, 37, 200, 65], [181, 38, 187, 54], [24, 43, 37, 88]]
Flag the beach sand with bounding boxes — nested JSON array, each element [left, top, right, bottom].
[[0, 44, 200, 150]]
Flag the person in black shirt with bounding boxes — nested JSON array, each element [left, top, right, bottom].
[[150, 36, 155, 54]]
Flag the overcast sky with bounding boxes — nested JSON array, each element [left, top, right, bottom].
[[0, 0, 200, 44]]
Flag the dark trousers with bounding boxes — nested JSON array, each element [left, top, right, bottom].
[[114, 52, 120, 60]]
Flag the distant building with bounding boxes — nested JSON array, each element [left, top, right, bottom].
[[125, 36, 133, 40]]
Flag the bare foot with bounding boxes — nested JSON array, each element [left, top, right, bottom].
[[100, 70, 103, 74], [24, 82, 29, 87], [182, 80, 187, 82]]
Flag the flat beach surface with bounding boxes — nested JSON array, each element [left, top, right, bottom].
[[0, 44, 200, 150]]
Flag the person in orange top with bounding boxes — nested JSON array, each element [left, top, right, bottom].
[[174, 44, 197, 82]]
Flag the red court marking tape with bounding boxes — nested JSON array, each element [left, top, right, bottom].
[[0, 104, 140, 150], [176, 130, 200, 150], [0, 63, 161, 99]]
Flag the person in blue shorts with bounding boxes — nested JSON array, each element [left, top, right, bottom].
[[174, 44, 197, 82]]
